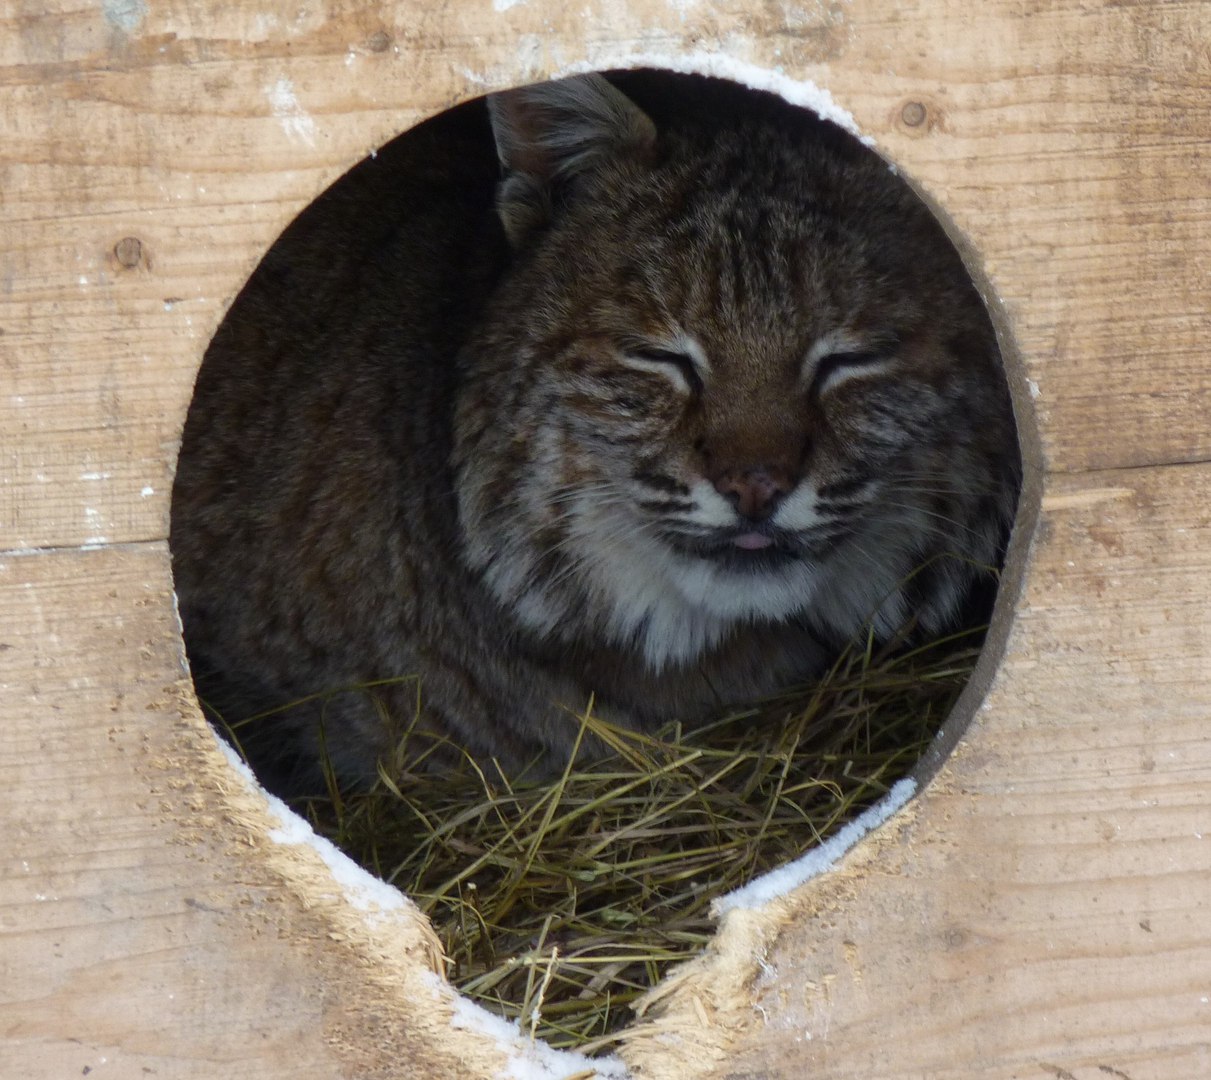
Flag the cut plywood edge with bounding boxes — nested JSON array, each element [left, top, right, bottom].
[[621, 790, 930, 1075], [692, 463, 1211, 1078], [0, 541, 630, 1079], [3, 0, 1210, 1077], [181, 692, 635, 1080]]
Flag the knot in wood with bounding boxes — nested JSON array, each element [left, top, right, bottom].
[[114, 236, 144, 269]]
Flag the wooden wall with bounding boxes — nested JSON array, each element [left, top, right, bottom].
[[2, 1, 1208, 1077]]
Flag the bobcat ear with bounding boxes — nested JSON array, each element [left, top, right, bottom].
[[488, 73, 657, 247]]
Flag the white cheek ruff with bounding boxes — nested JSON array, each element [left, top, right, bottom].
[[664, 555, 822, 621], [462, 464, 971, 674], [564, 501, 826, 668], [570, 501, 936, 669]]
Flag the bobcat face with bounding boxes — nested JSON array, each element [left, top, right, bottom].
[[168, 71, 1019, 792], [455, 75, 1018, 669]]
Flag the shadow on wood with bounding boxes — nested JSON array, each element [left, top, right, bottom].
[[2, 2, 1209, 1077]]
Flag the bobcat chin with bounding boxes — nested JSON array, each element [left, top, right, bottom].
[[170, 72, 1019, 797]]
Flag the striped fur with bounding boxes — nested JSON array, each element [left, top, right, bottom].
[[170, 73, 1019, 797]]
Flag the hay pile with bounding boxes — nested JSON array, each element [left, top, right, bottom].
[[287, 627, 981, 1052]]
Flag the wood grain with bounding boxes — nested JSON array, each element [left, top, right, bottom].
[[0, 544, 516, 1079], [2, 0, 1209, 1077], [0, 544, 340, 1077], [678, 463, 1211, 1079]]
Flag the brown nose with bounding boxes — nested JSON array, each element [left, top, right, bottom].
[[712, 466, 793, 520]]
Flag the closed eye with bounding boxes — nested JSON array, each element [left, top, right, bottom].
[[810, 350, 892, 396], [619, 344, 705, 395]]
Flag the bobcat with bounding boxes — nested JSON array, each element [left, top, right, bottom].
[[170, 72, 1019, 797]]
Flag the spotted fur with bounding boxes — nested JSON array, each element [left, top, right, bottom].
[[170, 72, 1019, 797]]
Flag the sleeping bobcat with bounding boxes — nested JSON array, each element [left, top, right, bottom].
[[170, 72, 1019, 796]]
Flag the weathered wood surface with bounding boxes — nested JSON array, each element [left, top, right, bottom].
[[2, 0, 1209, 1077], [633, 464, 1211, 1079]]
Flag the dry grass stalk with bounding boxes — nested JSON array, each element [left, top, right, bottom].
[[281, 627, 982, 1051]]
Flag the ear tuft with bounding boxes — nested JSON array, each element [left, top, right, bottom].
[[487, 74, 656, 246]]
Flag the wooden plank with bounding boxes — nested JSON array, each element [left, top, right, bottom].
[[2, 0, 1209, 1077], [631, 461, 1211, 1079], [3, 1, 1209, 550], [0, 543, 336, 1077], [0, 544, 506, 1080]]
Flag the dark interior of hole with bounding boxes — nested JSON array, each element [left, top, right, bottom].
[[170, 69, 1021, 1049]]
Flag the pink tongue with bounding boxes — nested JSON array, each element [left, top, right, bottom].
[[733, 531, 773, 551]]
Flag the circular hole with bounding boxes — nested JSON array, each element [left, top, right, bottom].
[[170, 69, 1023, 1051]]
